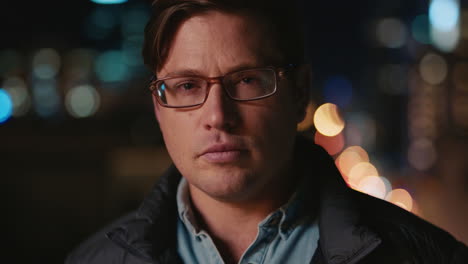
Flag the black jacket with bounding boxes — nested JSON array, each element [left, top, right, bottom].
[[66, 140, 468, 264]]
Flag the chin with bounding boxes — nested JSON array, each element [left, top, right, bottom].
[[190, 167, 260, 202]]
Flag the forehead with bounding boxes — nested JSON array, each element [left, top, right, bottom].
[[157, 11, 283, 76]]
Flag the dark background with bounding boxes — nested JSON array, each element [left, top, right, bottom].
[[0, 0, 467, 263]]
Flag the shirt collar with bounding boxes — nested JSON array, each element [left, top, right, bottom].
[[176, 176, 310, 240], [176, 177, 200, 235]]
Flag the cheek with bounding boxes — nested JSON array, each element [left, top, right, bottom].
[[158, 111, 195, 154]]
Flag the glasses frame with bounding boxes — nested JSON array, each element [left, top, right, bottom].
[[149, 64, 297, 108]]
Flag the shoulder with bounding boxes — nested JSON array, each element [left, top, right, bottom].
[[350, 190, 468, 262], [66, 168, 182, 264], [65, 212, 138, 264]]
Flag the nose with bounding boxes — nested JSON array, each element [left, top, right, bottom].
[[200, 83, 239, 132]]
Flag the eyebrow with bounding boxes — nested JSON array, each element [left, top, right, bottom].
[[160, 62, 270, 79]]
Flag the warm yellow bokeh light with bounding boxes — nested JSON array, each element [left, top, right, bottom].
[[386, 189, 413, 211], [356, 176, 387, 199], [394, 202, 408, 210], [335, 146, 370, 180], [297, 101, 316, 131], [419, 53, 448, 85], [345, 146, 369, 162], [313, 103, 345, 136], [348, 162, 379, 188]]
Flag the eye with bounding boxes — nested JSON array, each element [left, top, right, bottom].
[[241, 77, 255, 83], [181, 82, 195, 90], [176, 81, 197, 90]]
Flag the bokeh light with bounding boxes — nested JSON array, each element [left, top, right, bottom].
[[336, 146, 370, 180], [3, 77, 31, 117], [84, 7, 118, 40], [90, 0, 128, 4], [408, 138, 437, 171], [95, 50, 130, 84], [356, 176, 387, 199], [409, 114, 437, 140], [429, 0, 460, 32], [121, 7, 149, 38], [65, 85, 101, 118], [0, 89, 13, 123], [429, 0, 461, 52], [323, 76, 353, 108], [419, 53, 448, 85], [348, 162, 379, 188], [297, 101, 316, 131], [313, 103, 345, 136], [33, 49, 61, 80], [314, 131, 345, 156], [32, 81, 60, 118], [386, 188, 413, 211], [431, 26, 460, 52], [376, 18, 407, 48], [411, 15, 431, 44], [379, 176, 392, 195]]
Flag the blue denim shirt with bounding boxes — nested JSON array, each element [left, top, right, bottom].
[[176, 178, 319, 264]]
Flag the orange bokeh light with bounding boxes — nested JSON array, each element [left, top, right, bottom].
[[356, 176, 387, 199], [348, 162, 379, 188], [314, 131, 345, 156], [335, 146, 370, 181], [386, 188, 413, 211]]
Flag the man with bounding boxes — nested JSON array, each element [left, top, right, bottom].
[[67, 0, 468, 263]]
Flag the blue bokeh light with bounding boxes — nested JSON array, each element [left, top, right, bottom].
[[323, 76, 353, 109], [411, 15, 431, 44], [33, 81, 61, 118], [84, 7, 118, 40], [0, 89, 13, 123], [429, 0, 460, 32], [95, 50, 131, 85], [90, 0, 127, 4]]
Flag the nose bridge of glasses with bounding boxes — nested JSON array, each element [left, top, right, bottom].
[[204, 75, 231, 97], [206, 76, 224, 86]]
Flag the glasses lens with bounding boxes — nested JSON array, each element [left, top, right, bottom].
[[156, 77, 207, 107], [224, 69, 276, 100]]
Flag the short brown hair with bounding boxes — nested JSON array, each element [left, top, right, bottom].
[[142, 0, 305, 73]]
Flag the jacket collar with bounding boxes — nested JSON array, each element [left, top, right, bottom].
[[107, 137, 381, 264], [296, 138, 382, 264], [107, 165, 183, 263]]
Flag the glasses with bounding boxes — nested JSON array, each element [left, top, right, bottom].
[[149, 65, 296, 108]]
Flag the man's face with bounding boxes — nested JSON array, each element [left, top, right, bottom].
[[154, 11, 305, 202]]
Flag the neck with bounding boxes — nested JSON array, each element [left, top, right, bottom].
[[188, 168, 299, 263]]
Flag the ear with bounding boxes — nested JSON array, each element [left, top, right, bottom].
[[294, 64, 312, 123], [152, 94, 161, 123]]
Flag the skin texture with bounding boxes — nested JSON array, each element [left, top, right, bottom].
[[153, 11, 309, 262]]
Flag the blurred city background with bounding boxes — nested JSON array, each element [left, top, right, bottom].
[[0, 0, 467, 263]]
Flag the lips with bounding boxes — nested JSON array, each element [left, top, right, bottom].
[[199, 143, 247, 163]]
